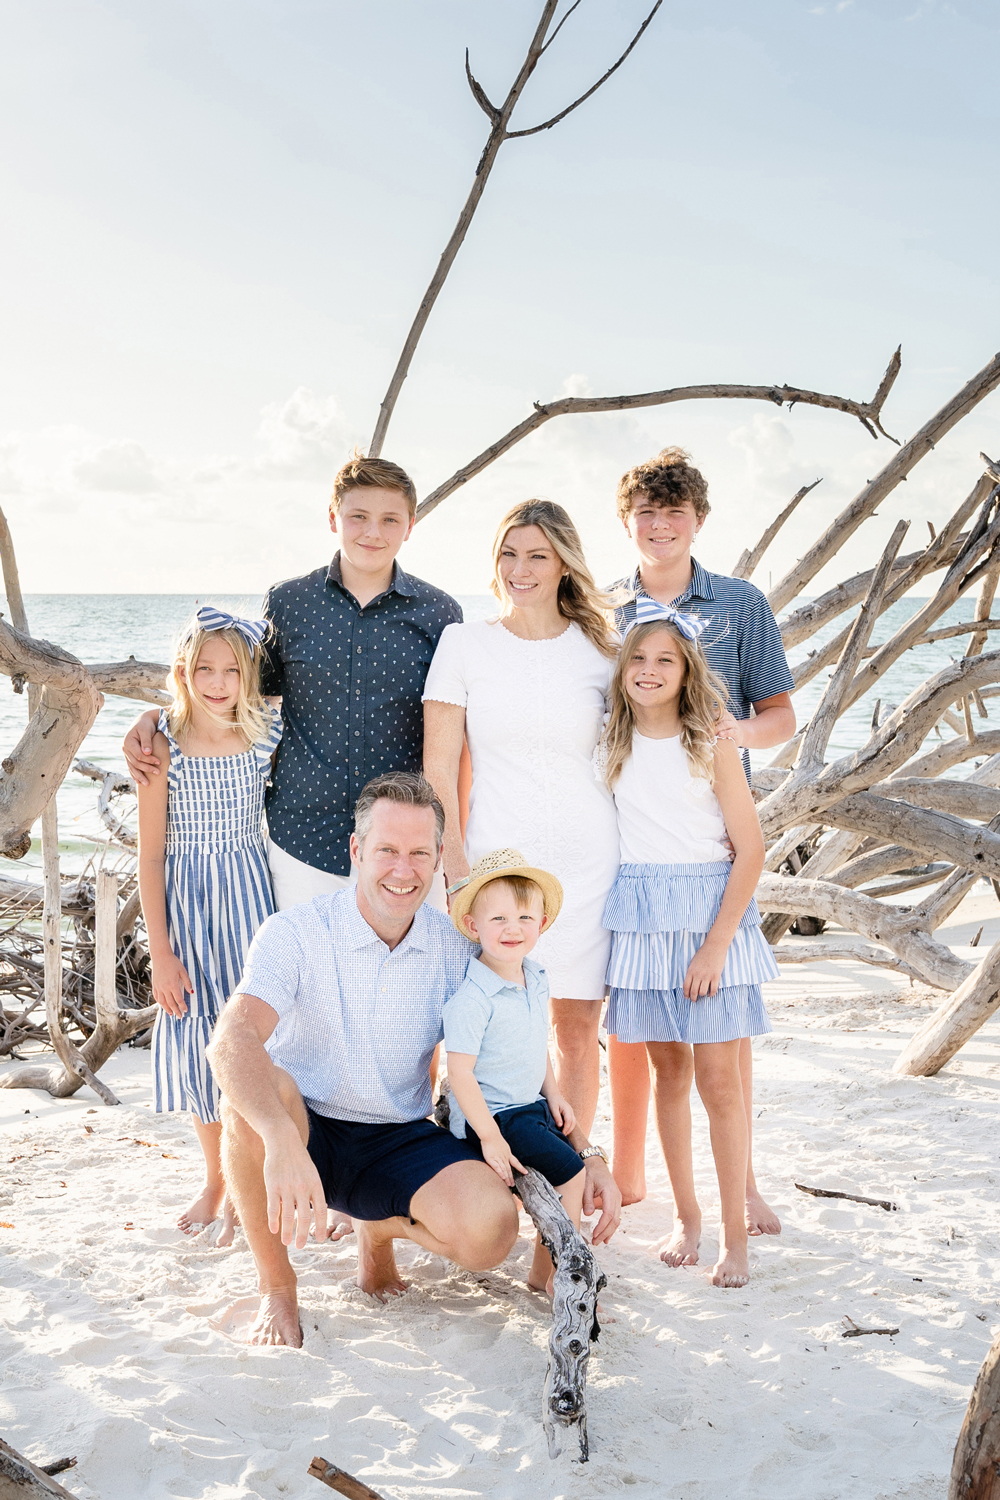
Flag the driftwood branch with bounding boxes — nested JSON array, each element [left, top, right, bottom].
[[767, 351, 1000, 614], [0, 1438, 80, 1499], [307, 1458, 387, 1499], [794, 1183, 897, 1211], [506, 2, 664, 138], [514, 1166, 605, 1462], [415, 365, 903, 522], [732, 480, 820, 582], [769, 940, 925, 980], [370, 1, 662, 458], [893, 933, 1000, 1077], [74, 759, 137, 849], [949, 1332, 1000, 1500]]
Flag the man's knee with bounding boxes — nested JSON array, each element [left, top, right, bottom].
[[459, 1192, 520, 1270], [221, 1068, 309, 1154]]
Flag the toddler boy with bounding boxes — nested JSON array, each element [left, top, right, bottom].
[[444, 848, 586, 1296]]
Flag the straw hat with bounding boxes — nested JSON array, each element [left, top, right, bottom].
[[449, 848, 563, 936]]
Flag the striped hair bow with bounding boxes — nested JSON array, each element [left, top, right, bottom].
[[627, 592, 708, 642], [194, 605, 269, 651]]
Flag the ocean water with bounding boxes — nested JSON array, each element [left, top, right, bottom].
[[1, 590, 994, 882]]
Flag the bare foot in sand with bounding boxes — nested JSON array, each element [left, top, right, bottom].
[[355, 1223, 409, 1300], [746, 1190, 781, 1237], [659, 1218, 701, 1267], [247, 1288, 303, 1346], [177, 1182, 224, 1235], [328, 1213, 354, 1242], [215, 1196, 239, 1249], [711, 1243, 749, 1288]]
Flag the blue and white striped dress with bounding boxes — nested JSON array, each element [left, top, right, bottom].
[[152, 706, 282, 1121], [602, 732, 778, 1045]]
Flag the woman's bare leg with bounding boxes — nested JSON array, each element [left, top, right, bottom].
[[741, 1037, 781, 1236], [607, 1035, 650, 1205], [549, 998, 602, 1136], [646, 1042, 700, 1266], [693, 1040, 749, 1287]]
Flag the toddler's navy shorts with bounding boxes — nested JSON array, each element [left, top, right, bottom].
[[466, 1098, 584, 1188], [306, 1109, 478, 1222]]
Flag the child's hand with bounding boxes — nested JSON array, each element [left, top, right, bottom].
[[152, 953, 194, 1017], [684, 941, 727, 1000], [480, 1132, 526, 1188], [547, 1094, 576, 1135]]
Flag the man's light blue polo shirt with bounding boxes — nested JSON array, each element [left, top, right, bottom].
[[442, 955, 550, 1139], [236, 889, 472, 1125]]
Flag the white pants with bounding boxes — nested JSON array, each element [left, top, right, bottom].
[[267, 839, 448, 914]]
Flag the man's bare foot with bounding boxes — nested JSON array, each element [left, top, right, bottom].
[[659, 1219, 701, 1267], [711, 1243, 750, 1288], [355, 1222, 409, 1301], [177, 1182, 224, 1235], [215, 1196, 239, 1249], [746, 1189, 781, 1237], [328, 1213, 354, 1242], [247, 1288, 303, 1346]]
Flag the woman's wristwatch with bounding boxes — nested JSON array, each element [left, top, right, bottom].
[[579, 1145, 609, 1164]]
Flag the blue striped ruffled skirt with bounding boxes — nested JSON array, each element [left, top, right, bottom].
[[603, 861, 779, 1045]]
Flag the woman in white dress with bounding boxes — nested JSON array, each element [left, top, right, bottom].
[[422, 500, 620, 1135]]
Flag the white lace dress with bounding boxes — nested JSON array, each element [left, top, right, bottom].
[[423, 619, 619, 999]]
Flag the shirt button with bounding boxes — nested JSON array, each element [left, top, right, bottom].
[[355, 730, 360, 737]]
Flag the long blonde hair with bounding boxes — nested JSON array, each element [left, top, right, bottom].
[[168, 618, 271, 748], [600, 619, 729, 787], [490, 499, 618, 661]]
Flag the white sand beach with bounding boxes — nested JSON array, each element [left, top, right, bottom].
[[2, 891, 999, 1500]]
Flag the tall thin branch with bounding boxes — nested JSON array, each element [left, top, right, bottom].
[[370, 1, 662, 458], [732, 479, 820, 582], [507, 1, 663, 137]]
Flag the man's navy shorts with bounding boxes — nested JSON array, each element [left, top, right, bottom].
[[306, 1109, 478, 1222], [466, 1099, 583, 1188]]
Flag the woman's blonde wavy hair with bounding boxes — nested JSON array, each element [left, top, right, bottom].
[[600, 619, 729, 788], [490, 499, 618, 660], [168, 618, 271, 749]]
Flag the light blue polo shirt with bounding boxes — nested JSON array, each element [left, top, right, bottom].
[[442, 955, 550, 1139], [237, 889, 473, 1125]]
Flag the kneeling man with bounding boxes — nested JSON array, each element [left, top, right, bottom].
[[207, 771, 621, 1346]]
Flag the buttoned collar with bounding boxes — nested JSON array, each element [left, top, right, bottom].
[[630, 556, 716, 606], [339, 888, 433, 954], [326, 551, 416, 605], [464, 954, 544, 996]]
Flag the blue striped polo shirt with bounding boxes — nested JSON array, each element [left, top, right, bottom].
[[610, 560, 793, 720]]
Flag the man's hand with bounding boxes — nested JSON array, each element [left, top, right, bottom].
[[123, 710, 163, 786], [151, 952, 194, 1017], [547, 1093, 576, 1136], [262, 1131, 330, 1249], [480, 1131, 525, 1188], [583, 1156, 622, 1245]]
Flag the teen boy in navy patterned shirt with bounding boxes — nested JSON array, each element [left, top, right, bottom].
[[606, 447, 795, 1255], [124, 455, 461, 908]]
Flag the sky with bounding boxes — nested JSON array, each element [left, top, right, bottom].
[[1, 0, 999, 603]]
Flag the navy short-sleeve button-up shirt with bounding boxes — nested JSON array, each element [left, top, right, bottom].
[[261, 553, 462, 876]]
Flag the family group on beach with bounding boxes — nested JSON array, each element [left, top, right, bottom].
[[127, 446, 796, 1348]]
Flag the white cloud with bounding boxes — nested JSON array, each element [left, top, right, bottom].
[[73, 440, 163, 493], [251, 388, 358, 481]]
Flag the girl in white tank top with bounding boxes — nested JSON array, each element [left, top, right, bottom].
[[597, 604, 777, 1289]]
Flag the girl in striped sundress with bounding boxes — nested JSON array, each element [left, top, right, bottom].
[[137, 606, 281, 1242], [597, 600, 778, 1289]]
